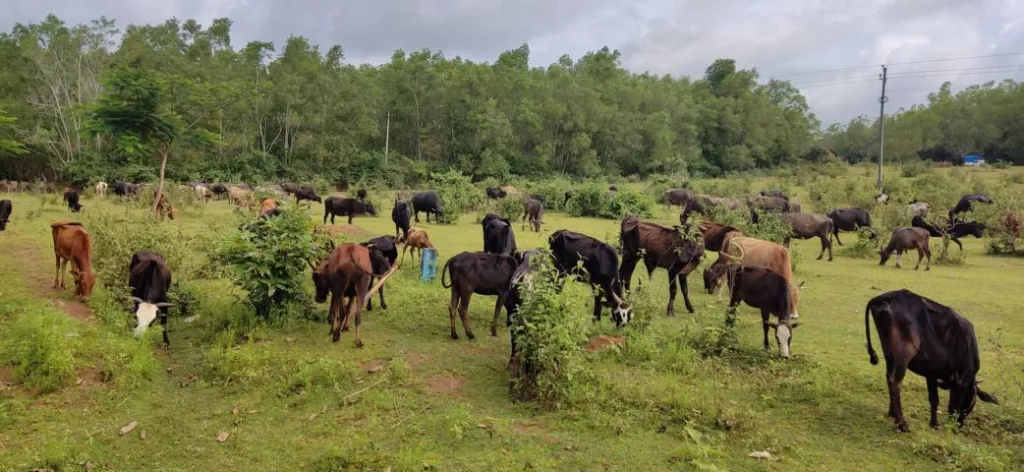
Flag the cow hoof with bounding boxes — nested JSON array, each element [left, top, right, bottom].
[[450, 333, 459, 340], [925, 267, 930, 271], [355, 339, 364, 348], [467, 333, 476, 340], [897, 423, 910, 433], [332, 334, 341, 343], [381, 304, 388, 310], [490, 330, 497, 337]]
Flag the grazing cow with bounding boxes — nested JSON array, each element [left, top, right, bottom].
[[194, 185, 211, 202], [392, 200, 412, 241], [411, 191, 444, 223], [112, 181, 142, 198], [486, 187, 507, 200], [3, 180, 17, 193], [782, 212, 834, 261], [442, 251, 519, 339], [619, 215, 704, 316], [258, 198, 280, 219], [911, 215, 985, 253], [483, 213, 518, 256], [564, 190, 575, 207], [876, 193, 890, 204], [311, 243, 394, 347], [211, 183, 229, 198], [548, 230, 632, 325], [0, 199, 11, 231], [63, 190, 83, 212], [907, 201, 930, 217], [704, 236, 800, 319], [295, 186, 322, 204], [51, 221, 95, 301], [229, 186, 252, 209], [679, 192, 744, 224], [704, 263, 798, 358], [607, 185, 618, 193], [827, 207, 875, 245], [523, 198, 544, 232], [787, 202, 802, 213], [879, 227, 931, 270], [698, 221, 743, 253], [949, 194, 994, 221], [361, 236, 399, 311], [281, 183, 299, 195], [128, 251, 173, 345], [95, 181, 108, 198], [663, 188, 693, 207], [748, 195, 790, 222], [865, 289, 998, 432], [154, 193, 177, 221], [323, 196, 377, 224], [401, 227, 435, 262], [356, 189, 368, 202], [760, 189, 789, 200]]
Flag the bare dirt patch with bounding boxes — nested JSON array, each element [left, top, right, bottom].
[[0, 366, 14, 386], [75, 367, 106, 387], [586, 334, 625, 352], [403, 352, 431, 371], [426, 371, 467, 397]]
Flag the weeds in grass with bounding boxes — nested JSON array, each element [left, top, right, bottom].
[[100, 329, 162, 388], [838, 227, 880, 259], [1, 309, 77, 393]]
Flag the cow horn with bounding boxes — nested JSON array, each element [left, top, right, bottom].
[[155, 302, 174, 308], [131, 296, 144, 304]]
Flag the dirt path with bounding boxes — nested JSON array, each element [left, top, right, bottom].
[[8, 229, 91, 321]]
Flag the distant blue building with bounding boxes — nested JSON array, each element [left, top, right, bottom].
[[963, 154, 985, 166]]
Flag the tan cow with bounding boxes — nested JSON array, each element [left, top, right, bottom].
[[400, 227, 435, 263], [94, 181, 108, 198], [229, 186, 253, 209], [51, 221, 95, 301], [706, 236, 800, 319]]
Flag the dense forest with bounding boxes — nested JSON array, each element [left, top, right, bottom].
[[0, 15, 1021, 186]]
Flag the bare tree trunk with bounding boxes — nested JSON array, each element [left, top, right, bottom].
[[151, 144, 169, 218]]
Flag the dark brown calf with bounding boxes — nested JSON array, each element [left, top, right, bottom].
[[879, 227, 931, 270], [705, 263, 797, 358], [783, 212, 834, 261], [865, 289, 998, 432], [311, 243, 396, 347], [619, 215, 703, 316], [441, 251, 519, 340]]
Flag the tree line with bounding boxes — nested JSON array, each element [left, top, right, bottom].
[[820, 80, 1024, 166]]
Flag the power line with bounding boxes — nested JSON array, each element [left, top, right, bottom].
[[885, 52, 1024, 66], [888, 68, 1024, 80], [887, 64, 1024, 77], [763, 52, 1024, 80]]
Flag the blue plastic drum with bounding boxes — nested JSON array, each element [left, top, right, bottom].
[[420, 248, 438, 283]]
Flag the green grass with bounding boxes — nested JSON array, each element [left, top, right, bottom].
[[1, 166, 1023, 471]]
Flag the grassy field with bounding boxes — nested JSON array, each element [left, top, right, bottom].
[[1, 165, 1023, 471]]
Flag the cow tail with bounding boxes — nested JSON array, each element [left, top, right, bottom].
[[865, 304, 879, 365], [441, 258, 454, 289]]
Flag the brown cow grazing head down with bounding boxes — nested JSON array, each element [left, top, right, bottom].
[[705, 260, 799, 358], [865, 289, 998, 432], [258, 198, 279, 219], [311, 243, 397, 347], [51, 221, 95, 301], [879, 227, 931, 270]]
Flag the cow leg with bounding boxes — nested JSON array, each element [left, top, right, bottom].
[[818, 235, 832, 261], [924, 246, 931, 271], [887, 361, 911, 432], [592, 294, 603, 323], [761, 309, 771, 350], [927, 377, 940, 428], [952, 237, 963, 253], [348, 213, 354, 225], [491, 291, 508, 337], [414, 211, 420, 223], [353, 278, 368, 348], [679, 274, 695, 314], [53, 255, 62, 289], [894, 250, 902, 269], [666, 270, 678, 317], [619, 259, 637, 293], [161, 315, 170, 347], [342, 295, 356, 332], [448, 290, 461, 340], [834, 229, 844, 246], [459, 292, 475, 340], [329, 292, 345, 342], [365, 277, 375, 311], [377, 282, 387, 310]]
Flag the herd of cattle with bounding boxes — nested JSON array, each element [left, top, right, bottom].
[[0, 180, 1008, 433]]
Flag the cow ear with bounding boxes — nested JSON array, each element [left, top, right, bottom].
[[977, 388, 998, 404], [790, 321, 800, 329], [767, 321, 778, 328]]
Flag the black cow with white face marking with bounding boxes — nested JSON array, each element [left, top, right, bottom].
[[548, 229, 631, 326], [865, 289, 998, 432], [128, 251, 173, 345]]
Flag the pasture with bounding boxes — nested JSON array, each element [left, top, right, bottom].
[[1, 165, 1023, 471]]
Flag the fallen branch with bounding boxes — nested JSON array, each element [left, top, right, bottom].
[[343, 375, 387, 402], [390, 404, 431, 430]]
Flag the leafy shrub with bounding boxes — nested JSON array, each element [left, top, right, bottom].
[[494, 194, 525, 221], [1, 310, 76, 393], [900, 159, 932, 178], [216, 206, 330, 318], [604, 190, 654, 219], [430, 169, 480, 224], [837, 227, 878, 259], [565, 185, 606, 218], [509, 254, 590, 409], [99, 330, 161, 388]]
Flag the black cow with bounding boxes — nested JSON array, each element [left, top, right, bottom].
[[392, 200, 412, 241], [827, 207, 876, 245], [356, 189, 368, 202], [128, 251, 173, 345], [281, 183, 299, 195], [486, 187, 507, 200], [865, 289, 998, 432], [412, 191, 444, 223], [619, 215, 703, 316], [0, 199, 11, 231], [523, 198, 544, 232], [563, 190, 575, 207], [482, 213, 518, 256], [703, 264, 797, 358], [295, 186, 323, 204], [911, 215, 985, 253], [323, 196, 377, 224], [441, 251, 519, 339], [211, 183, 229, 197], [949, 194, 993, 221], [548, 229, 632, 325], [63, 190, 83, 212], [760, 189, 789, 200], [113, 181, 142, 198], [360, 236, 398, 311]]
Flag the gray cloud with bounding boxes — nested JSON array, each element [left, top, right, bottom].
[[3, 0, 1023, 124]]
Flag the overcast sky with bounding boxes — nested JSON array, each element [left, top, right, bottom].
[[4, 0, 1024, 125]]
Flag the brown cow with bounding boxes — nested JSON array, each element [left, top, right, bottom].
[[401, 227, 435, 262], [783, 212, 834, 261], [879, 227, 931, 270], [619, 215, 703, 315], [154, 193, 177, 221], [704, 236, 800, 319], [698, 221, 743, 253], [229, 186, 252, 209], [51, 221, 95, 301], [311, 243, 395, 347], [258, 198, 279, 218]]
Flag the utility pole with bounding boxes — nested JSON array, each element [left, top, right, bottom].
[[384, 111, 390, 167], [877, 65, 888, 191]]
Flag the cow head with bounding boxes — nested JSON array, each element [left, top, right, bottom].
[[131, 297, 172, 336], [609, 290, 632, 326], [309, 260, 330, 303], [768, 320, 800, 358], [75, 270, 95, 301], [948, 378, 999, 425], [969, 222, 986, 238], [365, 202, 378, 216]]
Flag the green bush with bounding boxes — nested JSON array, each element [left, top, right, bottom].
[[495, 194, 525, 221], [509, 254, 591, 409], [87, 212, 210, 290], [216, 206, 330, 318], [430, 169, 480, 224], [565, 185, 606, 218], [603, 190, 654, 219], [99, 330, 161, 388], [837, 227, 879, 259], [900, 159, 932, 178], [523, 177, 575, 212], [1, 310, 76, 393]]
